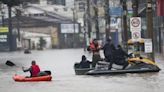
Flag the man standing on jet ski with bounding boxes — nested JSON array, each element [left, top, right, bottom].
[[103, 38, 116, 70], [89, 39, 102, 68]]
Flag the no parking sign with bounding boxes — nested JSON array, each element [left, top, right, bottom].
[[130, 17, 141, 42], [131, 31, 141, 42], [130, 17, 141, 31]]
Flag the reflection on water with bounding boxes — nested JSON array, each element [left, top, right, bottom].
[[0, 49, 164, 92]]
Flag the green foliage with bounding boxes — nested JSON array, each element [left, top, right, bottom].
[[39, 37, 47, 49]]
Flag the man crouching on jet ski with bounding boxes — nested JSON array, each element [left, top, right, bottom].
[[108, 45, 129, 70]]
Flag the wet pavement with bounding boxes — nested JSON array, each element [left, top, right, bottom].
[[0, 49, 164, 92]]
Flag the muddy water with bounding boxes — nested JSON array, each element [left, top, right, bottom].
[[0, 49, 163, 92]]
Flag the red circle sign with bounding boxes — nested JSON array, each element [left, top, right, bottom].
[[131, 18, 140, 27], [133, 32, 140, 39]]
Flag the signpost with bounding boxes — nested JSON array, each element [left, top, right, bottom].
[[130, 17, 141, 31], [109, 7, 123, 17], [0, 27, 9, 33], [130, 17, 141, 42], [144, 39, 153, 53], [0, 27, 9, 51], [131, 31, 141, 41]]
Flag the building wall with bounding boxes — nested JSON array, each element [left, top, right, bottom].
[[54, 0, 66, 5], [21, 27, 51, 34], [50, 27, 59, 48], [137, 0, 164, 55], [20, 26, 60, 49], [58, 23, 82, 48], [155, 0, 164, 55]]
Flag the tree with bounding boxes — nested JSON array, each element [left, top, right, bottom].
[[39, 37, 47, 50]]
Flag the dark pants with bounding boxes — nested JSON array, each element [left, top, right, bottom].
[[115, 59, 129, 69], [107, 56, 114, 70], [92, 54, 101, 68], [38, 71, 49, 76], [108, 57, 129, 70], [29, 71, 49, 77]]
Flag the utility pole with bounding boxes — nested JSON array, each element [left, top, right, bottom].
[[8, 6, 14, 51], [1, 11, 5, 27], [105, 0, 110, 40], [121, 0, 128, 51], [146, 0, 155, 61], [83, 13, 87, 51], [87, 0, 92, 40], [16, 9, 21, 41], [132, 0, 138, 17], [93, 0, 99, 40], [1, 0, 22, 51], [132, 0, 140, 57], [73, 0, 76, 48]]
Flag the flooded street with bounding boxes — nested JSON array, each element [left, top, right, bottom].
[[0, 49, 164, 92]]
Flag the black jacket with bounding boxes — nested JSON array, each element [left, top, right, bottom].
[[103, 43, 115, 58], [79, 60, 91, 68], [115, 48, 129, 59]]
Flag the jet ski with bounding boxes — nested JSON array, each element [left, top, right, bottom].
[[74, 56, 160, 75], [75, 39, 161, 75], [74, 62, 93, 75], [86, 57, 161, 75]]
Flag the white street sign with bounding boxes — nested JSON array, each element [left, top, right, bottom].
[[130, 17, 141, 31], [144, 39, 153, 53], [131, 31, 141, 42]]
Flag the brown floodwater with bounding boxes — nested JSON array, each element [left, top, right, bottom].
[[0, 49, 163, 92]]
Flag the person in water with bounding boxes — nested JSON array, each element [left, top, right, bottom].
[[22, 60, 40, 77], [79, 55, 91, 68]]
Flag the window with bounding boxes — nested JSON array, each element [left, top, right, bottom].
[[79, 2, 85, 12]]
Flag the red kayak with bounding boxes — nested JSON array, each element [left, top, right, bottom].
[[13, 75, 52, 82]]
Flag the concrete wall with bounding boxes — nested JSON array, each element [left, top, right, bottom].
[[19, 26, 60, 49]]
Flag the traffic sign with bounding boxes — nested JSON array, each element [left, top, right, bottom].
[[0, 27, 8, 33], [130, 17, 141, 31], [144, 39, 152, 53], [131, 31, 141, 42]]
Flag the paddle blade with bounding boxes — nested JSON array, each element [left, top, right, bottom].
[[5, 60, 15, 66]]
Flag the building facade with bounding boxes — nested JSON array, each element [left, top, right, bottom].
[[133, 0, 164, 55], [53, 0, 66, 5]]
